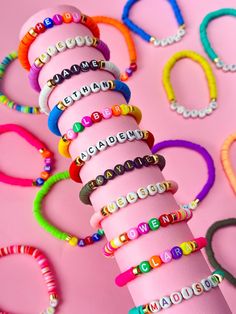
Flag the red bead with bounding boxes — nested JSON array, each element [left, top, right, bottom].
[[91, 111, 103, 123], [42, 150, 53, 158], [84, 236, 94, 245], [159, 214, 173, 227], [35, 23, 46, 34], [130, 62, 137, 71]]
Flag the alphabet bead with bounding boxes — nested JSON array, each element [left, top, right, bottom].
[[159, 296, 171, 309], [149, 255, 162, 269], [137, 187, 149, 199], [170, 291, 183, 304], [192, 282, 204, 295], [181, 287, 193, 300], [127, 192, 138, 203], [201, 279, 212, 291], [148, 301, 161, 313], [139, 261, 151, 273], [127, 228, 139, 240], [160, 250, 172, 263]]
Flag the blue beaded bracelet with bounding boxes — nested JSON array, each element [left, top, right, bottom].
[[122, 0, 186, 47], [48, 79, 131, 136]]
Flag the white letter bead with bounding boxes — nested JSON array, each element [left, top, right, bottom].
[[134, 129, 144, 140], [87, 145, 98, 156], [161, 39, 168, 47], [50, 298, 59, 307], [177, 105, 185, 114], [170, 101, 178, 110], [107, 201, 118, 213], [192, 282, 204, 295], [47, 45, 58, 57], [56, 41, 67, 52], [126, 192, 138, 203], [90, 82, 101, 93], [65, 37, 76, 48], [96, 140, 107, 151], [156, 183, 166, 193], [174, 34, 181, 42], [159, 296, 172, 309], [183, 109, 191, 118], [178, 28, 186, 37], [167, 36, 174, 44], [75, 36, 85, 46], [85, 35, 94, 46], [100, 80, 110, 91], [198, 109, 207, 118], [208, 275, 219, 287], [181, 287, 194, 300], [190, 109, 199, 118], [79, 151, 90, 162], [170, 291, 183, 304], [39, 52, 50, 63], [206, 107, 213, 115], [230, 64, 236, 72], [153, 39, 161, 47], [117, 132, 128, 143], [71, 90, 81, 101], [201, 279, 212, 291], [126, 130, 136, 141], [148, 300, 161, 312], [116, 196, 128, 208], [223, 64, 230, 72], [210, 100, 217, 110], [106, 136, 117, 146], [216, 60, 224, 68], [80, 85, 91, 96], [137, 187, 149, 199], [147, 184, 158, 196], [62, 96, 73, 107]]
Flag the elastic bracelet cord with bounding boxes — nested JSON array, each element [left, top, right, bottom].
[[39, 60, 119, 114], [69, 130, 155, 184], [48, 80, 131, 136], [221, 133, 236, 194], [122, 0, 186, 47], [162, 50, 218, 119], [0, 124, 54, 187], [105, 207, 192, 259], [79, 154, 166, 205], [129, 270, 225, 314], [152, 139, 215, 209], [206, 218, 236, 287], [116, 237, 206, 286], [0, 245, 59, 312], [200, 8, 236, 72], [92, 16, 137, 81], [59, 104, 142, 158], [0, 51, 40, 114], [33, 171, 105, 247], [30, 38, 111, 92], [90, 180, 178, 229], [18, 11, 100, 71]]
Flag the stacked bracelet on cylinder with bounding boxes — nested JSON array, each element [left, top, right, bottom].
[[90, 180, 178, 229], [59, 104, 142, 158], [104, 208, 193, 258], [129, 270, 225, 314], [79, 154, 166, 205], [69, 130, 155, 183]]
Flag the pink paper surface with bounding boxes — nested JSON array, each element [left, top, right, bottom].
[[0, 0, 236, 313]]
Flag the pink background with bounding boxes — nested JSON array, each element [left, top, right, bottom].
[[0, 0, 236, 313]]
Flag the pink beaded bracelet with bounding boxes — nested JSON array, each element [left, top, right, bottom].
[[0, 245, 59, 312], [104, 207, 192, 258]]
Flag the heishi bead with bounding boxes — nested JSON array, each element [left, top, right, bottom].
[[192, 282, 204, 295], [159, 296, 172, 309], [170, 246, 183, 259], [139, 261, 151, 273], [149, 255, 162, 269], [137, 222, 150, 235], [81, 116, 93, 127], [160, 250, 172, 263], [148, 218, 160, 230], [181, 287, 194, 300], [170, 291, 183, 304], [102, 107, 113, 119], [148, 301, 161, 312], [127, 228, 139, 240], [52, 14, 63, 25]]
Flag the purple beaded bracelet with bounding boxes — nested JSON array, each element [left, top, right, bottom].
[[152, 139, 215, 209]]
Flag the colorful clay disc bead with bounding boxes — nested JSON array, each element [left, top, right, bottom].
[[162, 50, 218, 119], [0, 124, 54, 187], [0, 51, 40, 114], [200, 8, 236, 72], [33, 171, 104, 247], [0, 245, 59, 313], [122, 0, 186, 47]]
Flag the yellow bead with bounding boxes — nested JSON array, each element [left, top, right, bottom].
[[120, 104, 130, 115], [68, 237, 78, 246], [180, 242, 193, 255]]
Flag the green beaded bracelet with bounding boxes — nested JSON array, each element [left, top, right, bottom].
[[33, 171, 104, 247]]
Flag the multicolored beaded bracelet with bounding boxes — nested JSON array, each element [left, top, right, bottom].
[[0, 51, 40, 114], [162, 50, 218, 119], [79, 154, 166, 205], [30, 38, 111, 92], [206, 218, 236, 287], [39, 60, 119, 114], [0, 124, 54, 186], [104, 207, 192, 259], [200, 9, 236, 72], [48, 80, 131, 136], [92, 16, 137, 80], [69, 130, 155, 184], [33, 171, 104, 247], [0, 245, 59, 313], [221, 133, 236, 194], [129, 270, 224, 314], [152, 139, 215, 210], [58, 104, 142, 158], [18, 11, 100, 71], [122, 0, 186, 47], [116, 237, 206, 286], [90, 180, 178, 229]]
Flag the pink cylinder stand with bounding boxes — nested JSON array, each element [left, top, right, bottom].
[[19, 5, 231, 314]]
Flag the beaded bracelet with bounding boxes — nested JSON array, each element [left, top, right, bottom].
[[206, 218, 236, 287], [48, 80, 131, 136], [0, 51, 40, 114], [129, 270, 224, 314], [18, 11, 100, 70], [0, 124, 54, 186], [59, 104, 142, 158], [122, 0, 186, 47], [162, 50, 218, 119], [90, 180, 178, 229], [104, 208, 192, 259], [221, 133, 236, 194], [79, 154, 166, 205], [92, 16, 137, 80], [152, 139, 215, 209], [0, 245, 59, 313], [200, 9, 236, 72], [116, 237, 206, 286], [30, 38, 111, 92], [39, 60, 119, 114], [69, 130, 154, 183], [33, 171, 105, 247]]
